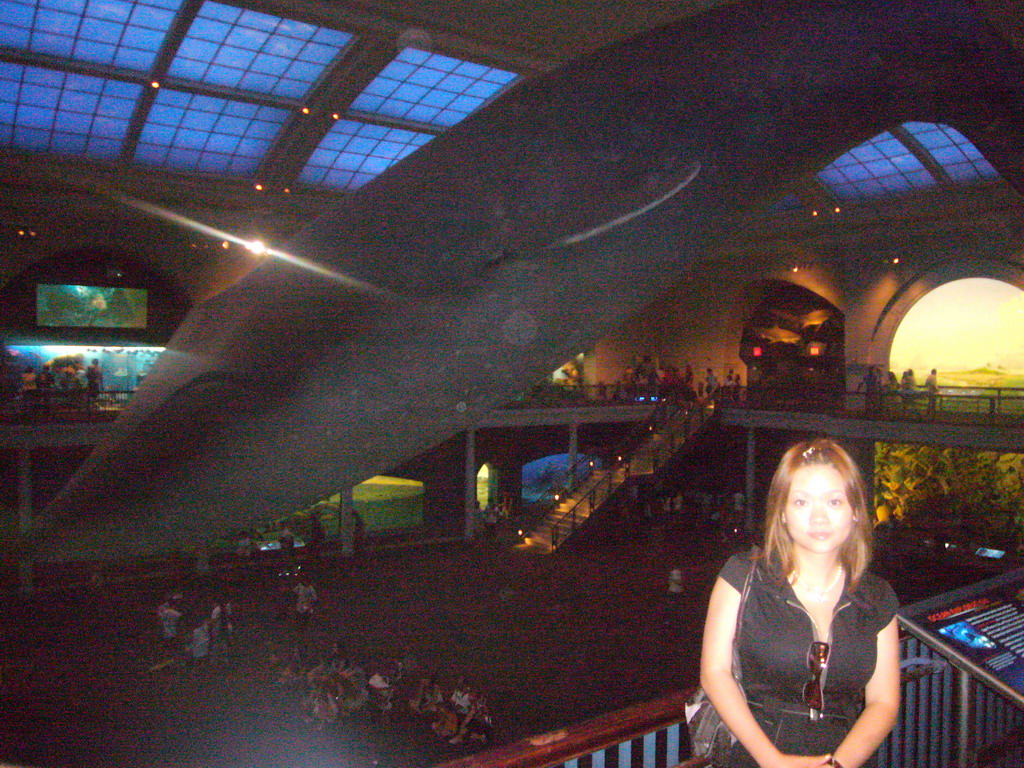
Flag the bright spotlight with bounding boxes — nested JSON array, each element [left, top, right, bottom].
[[111, 192, 394, 298]]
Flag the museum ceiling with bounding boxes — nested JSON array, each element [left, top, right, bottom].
[[0, 0, 1022, 300]]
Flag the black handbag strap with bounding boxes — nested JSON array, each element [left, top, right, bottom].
[[732, 547, 760, 684]]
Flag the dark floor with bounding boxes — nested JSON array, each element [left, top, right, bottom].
[[0, 520, 730, 768], [1, 516, 1010, 768]]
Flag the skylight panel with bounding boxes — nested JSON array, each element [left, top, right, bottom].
[[299, 119, 432, 190], [349, 47, 517, 129], [135, 88, 287, 174], [0, 0, 182, 71], [167, 1, 352, 99], [0, 61, 141, 157], [816, 131, 937, 200], [902, 121, 1001, 185]]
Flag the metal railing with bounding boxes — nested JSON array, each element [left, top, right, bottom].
[[434, 634, 1024, 768], [889, 631, 1024, 768], [434, 688, 707, 768], [545, 401, 711, 550], [739, 387, 1024, 424], [0, 388, 133, 423], [502, 382, 717, 410]]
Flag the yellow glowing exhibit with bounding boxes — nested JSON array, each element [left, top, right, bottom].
[[890, 278, 1024, 387]]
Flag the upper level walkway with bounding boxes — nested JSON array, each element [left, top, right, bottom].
[[3, 383, 1023, 451], [721, 389, 1024, 452]]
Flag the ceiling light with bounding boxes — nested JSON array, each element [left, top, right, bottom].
[[247, 239, 267, 255]]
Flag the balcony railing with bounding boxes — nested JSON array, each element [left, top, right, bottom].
[[434, 634, 1024, 768], [0, 388, 133, 423], [739, 387, 1024, 425]]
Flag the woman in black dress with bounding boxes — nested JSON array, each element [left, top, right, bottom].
[[700, 439, 900, 768]]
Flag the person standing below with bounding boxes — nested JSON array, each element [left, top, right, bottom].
[[700, 438, 900, 768], [158, 593, 183, 642], [37, 363, 53, 415], [85, 358, 102, 407], [187, 619, 211, 665], [293, 577, 317, 633], [704, 368, 719, 402]]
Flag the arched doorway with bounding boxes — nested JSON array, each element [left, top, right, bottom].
[[739, 282, 845, 398]]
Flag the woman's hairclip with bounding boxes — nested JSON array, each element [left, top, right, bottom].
[[802, 445, 819, 460]]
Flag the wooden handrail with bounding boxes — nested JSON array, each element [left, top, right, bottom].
[[433, 688, 704, 768]]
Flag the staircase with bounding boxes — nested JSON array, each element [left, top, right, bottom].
[[524, 401, 713, 552]]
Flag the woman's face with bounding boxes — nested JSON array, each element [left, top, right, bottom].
[[783, 464, 855, 556]]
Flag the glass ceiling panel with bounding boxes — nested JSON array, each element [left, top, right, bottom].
[[816, 130, 937, 200], [299, 118, 432, 190], [350, 47, 517, 128], [902, 121, 1001, 185], [135, 87, 287, 174], [168, 1, 352, 100], [0, 0, 182, 71], [0, 61, 141, 157]]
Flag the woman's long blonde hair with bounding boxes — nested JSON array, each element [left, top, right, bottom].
[[762, 438, 873, 588]]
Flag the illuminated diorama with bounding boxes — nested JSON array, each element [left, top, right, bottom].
[[890, 278, 1024, 389]]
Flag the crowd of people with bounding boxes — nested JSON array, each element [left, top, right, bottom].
[[859, 365, 941, 414], [558, 357, 744, 407], [150, 567, 496, 753], [7, 357, 105, 416]]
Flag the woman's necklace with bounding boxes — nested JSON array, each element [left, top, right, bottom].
[[792, 566, 843, 603]]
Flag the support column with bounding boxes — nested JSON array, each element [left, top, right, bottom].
[[17, 447, 34, 595], [744, 428, 757, 534], [568, 420, 579, 489], [464, 428, 477, 542], [845, 438, 877, 514]]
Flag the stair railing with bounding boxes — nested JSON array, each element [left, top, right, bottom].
[[546, 399, 711, 550]]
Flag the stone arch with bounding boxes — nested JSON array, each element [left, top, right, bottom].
[[870, 256, 1024, 369], [738, 279, 845, 395]]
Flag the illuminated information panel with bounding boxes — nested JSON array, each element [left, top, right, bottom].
[[899, 567, 1024, 707]]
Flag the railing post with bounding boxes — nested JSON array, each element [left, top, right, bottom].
[[957, 667, 976, 768]]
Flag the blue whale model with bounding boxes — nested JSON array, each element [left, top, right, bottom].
[[38, 0, 1024, 558]]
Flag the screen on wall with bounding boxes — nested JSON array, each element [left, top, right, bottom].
[[36, 284, 148, 329]]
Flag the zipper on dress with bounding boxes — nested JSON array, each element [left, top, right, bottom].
[[785, 597, 852, 719]]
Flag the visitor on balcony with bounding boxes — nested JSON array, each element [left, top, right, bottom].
[[700, 438, 900, 768], [899, 369, 917, 409]]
